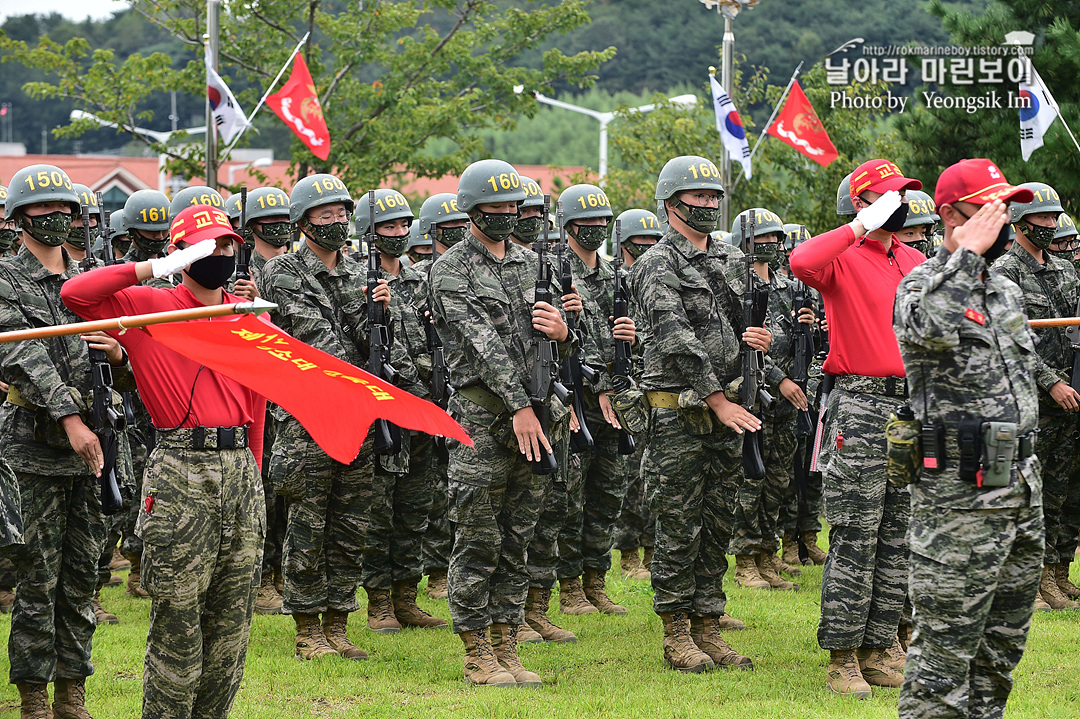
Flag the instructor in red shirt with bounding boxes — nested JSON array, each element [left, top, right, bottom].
[[790, 160, 926, 698]]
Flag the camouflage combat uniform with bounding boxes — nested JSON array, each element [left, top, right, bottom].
[[613, 444, 652, 554], [895, 246, 1044, 719]]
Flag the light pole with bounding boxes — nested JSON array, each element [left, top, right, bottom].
[[226, 157, 273, 185]]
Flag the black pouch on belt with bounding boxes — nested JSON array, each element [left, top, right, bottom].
[[958, 417, 983, 483]]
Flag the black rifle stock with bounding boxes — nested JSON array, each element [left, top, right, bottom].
[[557, 202, 597, 454], [611, 220, 636, 455], [791, 280, 817, 438], [235, 186, 252, 283], [365, 191, 402, 455], [740, 213, 772, 481]]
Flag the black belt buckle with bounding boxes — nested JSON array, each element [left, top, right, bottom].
[[885, 376, 906, 398], [218, 427, 237, 449], [192, 426, 206, 450]]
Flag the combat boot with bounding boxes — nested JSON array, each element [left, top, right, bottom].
[[716, 613, 746, 631], [17, 682, 50, 719], [459, 628, 517, 687], [756, 554, 798, 591], [1034, 592, 1052, 611], [620, 549, 646, 578], [642, 546, 653, 569], [883, 634, 906, 673], [392, 580, 448, 628], [366, 588, 402, 633], [690, 615, 753, 669], [801, 530, 828, 565], [52, 678, 93, 719], [294, 613, 337, 660], [125, 557, 149, 600], [255, 573, 283, 615], [558, 577, 598, 615], [426, 570, 449, 600], [772, 548, 802, 577], [517, 624, 544, 643], [524, 587, 576, 643], [1039, 565, 1079, 611], [582, 568, 628, 615], [857, 647, 905, 688], [104, 573, 122, 587], [0, 586, 13, 613], [782, 532, 802, 569], [322, 609, 368, 660], [660, 611, 714, 673], [826, 649, 872, 699], [734, 555, 770, 590], [1057, 562, 1080, 600], [92, 589, 118, 625], [108, 546, 130, 572], [490, 623, 542, 687]]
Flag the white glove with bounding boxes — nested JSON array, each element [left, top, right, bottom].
[[149, 239, 217, 279], [855, 190, 902, 233]]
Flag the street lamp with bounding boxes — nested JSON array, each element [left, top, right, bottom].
[[513, 87, 698, 182], [226, 157, 273, 185]]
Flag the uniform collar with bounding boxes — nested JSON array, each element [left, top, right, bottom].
[[465, 231, 526, 265], [14, 243, 79, 281]]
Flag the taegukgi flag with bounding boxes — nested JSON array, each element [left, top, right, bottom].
[[206, 60, 251, 145], [709, 74, 752, 180], [1018, 63, 1059, 161]]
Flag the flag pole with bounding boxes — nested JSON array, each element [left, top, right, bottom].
[[222, 31, 311, 158], [205, 0, 220, 189], [1028, 60, 1080, 156], [730, 61, 802, 194]]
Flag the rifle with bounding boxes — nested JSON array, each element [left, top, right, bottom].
[[235, 186, 252, 283], [78, 204, 101, 273], [526, 195, 569, 474], [791, 280, 817, 439], [739, 213, 773, 481], [422, 230, 449, 410], [96, 192, 115, 266], [557, 202, 598, 454], [365, 190, 402, 455], [611, 220, 636, 455]]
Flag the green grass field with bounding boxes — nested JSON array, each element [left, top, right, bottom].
[[1, 553, 1078, 718]]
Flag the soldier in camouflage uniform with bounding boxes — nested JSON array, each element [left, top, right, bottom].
[[0, 186, 19, 615], [633, 155, 768, 672], [0, 184, 21, 257], [430, 159, 574, 686], [353, 189, 446, 632], [990, 181, 1080, 611], [894, 160, 1044, 719]]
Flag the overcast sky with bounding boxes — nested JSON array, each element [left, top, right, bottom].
[[1, 1, 127, 24]]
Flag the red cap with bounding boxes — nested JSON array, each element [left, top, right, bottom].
[[850, 159, 923, 197], [169, 204, 243, 247], [934, 159, 1034, 207]]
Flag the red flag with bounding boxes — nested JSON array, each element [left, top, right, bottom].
[[766, 81, 838, 167], [146, 314, 471, 463], [267, 53, 331, 161]]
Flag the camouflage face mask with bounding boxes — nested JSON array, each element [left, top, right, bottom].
[[437, 225, 469, 247], [670, 197, 720, 234], [130, 228, 169, 256], [622, 240, 654, 260], [111, 238, 132, 256], [907, 239, 932, 258], [751, 241, 779, 265], [252, 221, 292, 247], [306, 221, 350, 251], [469, 209, 518, 242], [0, 229, 17, 252], [1021, 220, 1058, 250], [66, 224, 100, 250], [572, 224, 608, 251], [375, 232, 410, 257], [21, 211, 73, 247], [512, 216, 544, 244]]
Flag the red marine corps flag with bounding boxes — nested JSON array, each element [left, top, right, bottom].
[[766, 81, 838, 167], [267, 53, 331, 160]]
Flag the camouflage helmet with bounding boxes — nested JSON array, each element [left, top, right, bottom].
[[418, 192, 468, 236], [170, 185, 225, 217], [289, 173, 353, 224], [903, 189, 938, 229], [1056, 212, 1078, 241], [5, 164, 80, 219], [730, 207, 785, 250], [1009, 182, 1065, 223], [717, 231, 736, 246], [124, 189, 171, 231], [654, 155, 724, 222], [519, 175, 545, 209], [0, 184, 6, 212], [109, 209, 129, 237], [354, 188, 414, 235], [836, 172, 855, 216], [558, 184, 613, 226], [72, 183, 100, 215], [225, 192, 244, 221], [245, 187, 291, 224], [613, 208, 664, 245], [406, 219, 428, 250], [456, 159, 526, 213], [783, 223, 811, 251]]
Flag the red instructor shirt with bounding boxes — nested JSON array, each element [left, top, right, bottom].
[[789, 224, 926, 378], [61, 263, 266, 470]]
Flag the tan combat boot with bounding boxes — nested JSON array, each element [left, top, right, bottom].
[[490, 623, 542, 687], [660, 611, 714, 673], [17, 682, 50, 719], [366, 588, 402, 633], [92, 588, 118, 625], [108, 546, 130, 572], [642, 547, 653, 569], [459, 628, 518, 687], [52, 678, 93, 719], [125, 556, 149, 600], [524, 587, 576, 644], [1034, 592, 1053, 611], [255, 573, 283, 615], [558, 577, 598, 615], [734, 555, 770, 589], [826, 649, 872, 699], [768, 549, 801, 578], [857, 647, 905, 687], [1057, 562, 1080, 600], [620, 549, 646, 578], [883, 634, 907, 673], [322, 609, 368, 660], [0, 586, 13, 613], [801, 530, 828, 565], [756, 553, 798, 591], [582, 568, 627, 615], [294, 613, 338, 660], [426, 570, 449, 600], [782, 532, 802, 569], [517, 623, 544, 643], [392, 580, 449, 629], [716, 613, 746, 631], [690, 615, 753, 669], [1040, 565, 1080, 611], [103, 573, 122, 588]]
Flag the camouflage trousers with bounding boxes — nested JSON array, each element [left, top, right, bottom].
[[260, 413, 283, 576], [556, 402, 628, 578], [137, 443, 264, 719], [0, 554, 15, 588], [730, 413, 797, 555], [0, 456, 23, 556], [422, 443, 452, 575], [8, 471, 104, 684], [362, 433, 437, 589], [1035, 413, 1080, 565], [525, 418, 572, 591], [613, 443, 654, 552], [446, 397, 548, 632], [643, 406, 741, 616], [270, 418, 372, 614], [817, 388, 910, 650], [899, 503, 1043, 719], [777, 435, 824, 535]]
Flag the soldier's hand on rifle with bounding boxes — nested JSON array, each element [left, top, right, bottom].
[[532, 301, 569, 341], [0, 381, 7, 394], [1049, 381, 1080, 412], [705, 391, 762, 434], [797, 307, 815, 325], [779, 378, 809, 411], [561, 290, 583, 315], [611, 316, 636, 344], [60, 414, 103, 477], [81, 331, 124, 366], [820, 315, 829, 333], [513, 406, 554, 462], [232, 278, 259, 301], [743, 327, 771, 353], [598, 390, 621, 430], [364, 278, 391, 308], [568, 404, 581, 433]]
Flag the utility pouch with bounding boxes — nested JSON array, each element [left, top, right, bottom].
[[980, 422, 1017, 488], [957, 418, 983, 483], [676, 390, 715, 436], [611, 387, 649, 436], [921, 423, 946, 473], [885, 405, 922, 488]]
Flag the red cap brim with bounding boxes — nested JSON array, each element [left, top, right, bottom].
[[957, 183, 1034, 206], [872, 176, 923, 193]]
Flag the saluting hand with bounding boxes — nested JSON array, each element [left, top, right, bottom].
[[954, 200, 1010, 256]]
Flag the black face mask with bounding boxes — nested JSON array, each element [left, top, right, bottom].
[[954, 207, 1012, 264], [185, 253, 236, 290], [112, 238, 132, 256]]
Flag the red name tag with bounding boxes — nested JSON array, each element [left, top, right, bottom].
[[964, 308, 986, 325], [923, 457, 938, 470]]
